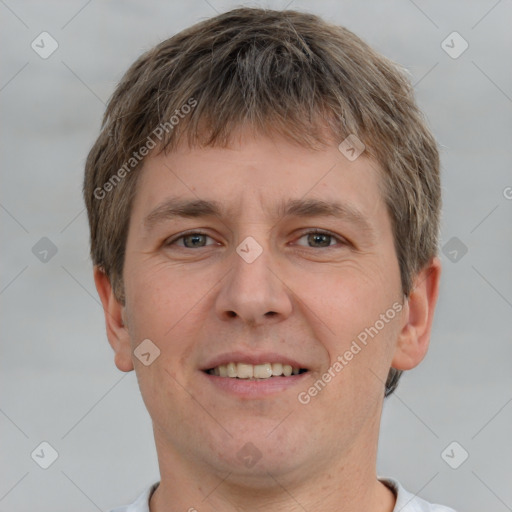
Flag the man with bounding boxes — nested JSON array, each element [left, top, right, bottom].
[[84, 7, 456, 511]]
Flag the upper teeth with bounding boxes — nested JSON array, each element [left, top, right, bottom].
[[208, 362, 302, 378]]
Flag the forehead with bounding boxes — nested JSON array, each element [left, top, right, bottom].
[[130, 130, 389, 234]]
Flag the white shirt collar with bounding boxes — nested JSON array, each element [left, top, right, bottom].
[[110, 478, 456, 512]]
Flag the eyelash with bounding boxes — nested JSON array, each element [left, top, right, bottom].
[[164, 229, 347, 249]]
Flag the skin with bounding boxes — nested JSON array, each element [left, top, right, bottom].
[[95, 126, 441, 512]]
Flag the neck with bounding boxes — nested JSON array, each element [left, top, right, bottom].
[[149, 414, 396, 512]]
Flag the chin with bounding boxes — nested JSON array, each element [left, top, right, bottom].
[[199, 420, 312, 479]]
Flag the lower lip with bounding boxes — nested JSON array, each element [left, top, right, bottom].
[[200, 370, 309, 397]]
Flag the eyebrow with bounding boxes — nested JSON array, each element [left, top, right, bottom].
[[143, 197, 376, 239]]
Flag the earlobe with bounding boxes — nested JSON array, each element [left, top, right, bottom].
[[93, 267, 134, 372], [391, 256, 442, 371]]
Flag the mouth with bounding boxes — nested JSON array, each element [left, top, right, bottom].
[[204, 362, 309, 379], [200, 353, 310, 396]]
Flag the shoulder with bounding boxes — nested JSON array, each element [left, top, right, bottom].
[[379, 477, 458, 512], [109, 482, 159, 512]]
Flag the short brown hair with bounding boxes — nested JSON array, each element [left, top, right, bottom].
[[84, 7, 441, 396]]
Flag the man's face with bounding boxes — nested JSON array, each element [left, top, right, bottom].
[[120, 128, 406, 478]]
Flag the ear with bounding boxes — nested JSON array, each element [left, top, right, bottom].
[[93, 266, 134, 372], [391, 256, 442, 370]]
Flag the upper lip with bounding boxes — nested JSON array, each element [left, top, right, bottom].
[[201, 351, 308, 371]]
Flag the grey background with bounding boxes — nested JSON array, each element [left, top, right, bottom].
[[1, 1, 511, 511]]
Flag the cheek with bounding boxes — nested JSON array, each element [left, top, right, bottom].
[[123, 261, 211, 383], [305, 263, 392, 331], [303, 263, 401, 383], [124, 260, 193, 335]]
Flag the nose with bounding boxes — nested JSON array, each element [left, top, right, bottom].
[[214, 237, 293, 326]]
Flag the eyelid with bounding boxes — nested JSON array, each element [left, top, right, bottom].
[[293, 228, 347, 247], [164, 230, 217, 247], [164, 228, 348, 249]]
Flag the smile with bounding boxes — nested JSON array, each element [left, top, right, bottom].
[[205, 362, 308, 379]]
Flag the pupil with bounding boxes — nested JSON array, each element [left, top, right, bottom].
[[184, 234, 205, 248], [309, 233, 330, 247]]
